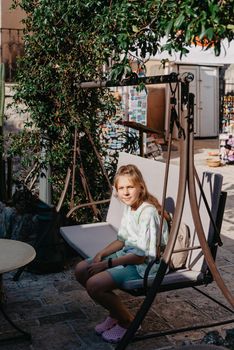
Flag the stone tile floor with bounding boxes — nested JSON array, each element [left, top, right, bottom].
[[1, 263, 233, 350], [0, 139, 234, 350]]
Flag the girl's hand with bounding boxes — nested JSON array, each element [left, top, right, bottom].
[[87, 261, 107, 276], [92, 252, 103, 263]]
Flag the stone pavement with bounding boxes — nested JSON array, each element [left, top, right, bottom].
[[0, 139, 234, 350]]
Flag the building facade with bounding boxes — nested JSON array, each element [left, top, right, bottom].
[[145, 40, 234, 139], [0, 0, 24, 82]]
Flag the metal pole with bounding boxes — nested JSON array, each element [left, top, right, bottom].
[[39, 133, 52, 205], [188, 114, 234, 307], [78, 73, 180, 89], [116, 82, 191, 350]]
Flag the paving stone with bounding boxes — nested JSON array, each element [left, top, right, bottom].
[[167, 329, 207, 345], [127, 338, 173, 350], [0, 341, 32, 350], [152, 299, 211, 329], [67, 320, 114, 349], [124, 297, 171, 333], [186, 297, 233, 321], [30, 322, 83, 350], [2, 300, 42, 312], [38, 309, 87, 325]]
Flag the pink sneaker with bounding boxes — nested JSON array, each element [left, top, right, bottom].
[[95, 316, 117, 335], [102, 324, 127, 343]]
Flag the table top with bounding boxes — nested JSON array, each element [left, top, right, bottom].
[[0, 239, 36, 274]]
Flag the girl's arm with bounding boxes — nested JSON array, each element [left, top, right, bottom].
[[88, 253, 145, 276], [93, 239, 124, 263]]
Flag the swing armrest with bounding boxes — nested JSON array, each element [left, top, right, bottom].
[[66, 199, 110, 218]]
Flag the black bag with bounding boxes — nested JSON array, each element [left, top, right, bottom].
[[2, 184, 66, 273]]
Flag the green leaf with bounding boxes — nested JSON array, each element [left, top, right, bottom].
[[166, 20, 173, 36], [227, 24, 234, 31], [205, 28, 214, 41], [199, 23, 207, 40], [174, 14, 185, 29]]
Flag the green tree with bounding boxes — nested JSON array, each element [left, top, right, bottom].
[[10, 0, 117, 221], [10, 0, 234, 220]]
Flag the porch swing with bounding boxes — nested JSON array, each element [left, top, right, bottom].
[[59, 72, 234, 349]]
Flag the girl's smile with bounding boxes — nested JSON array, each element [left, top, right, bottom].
[[116, 175, 141, 210]]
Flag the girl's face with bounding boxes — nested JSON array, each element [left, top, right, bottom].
[[116, 175, 141, 210]]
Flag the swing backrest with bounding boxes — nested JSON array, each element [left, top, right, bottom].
[[107, 152, 223, 273]]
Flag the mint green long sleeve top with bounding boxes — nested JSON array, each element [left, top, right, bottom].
[[116, 202, 169, 277]]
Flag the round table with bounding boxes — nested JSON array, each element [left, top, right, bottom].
[[0, 239, 36, 342], [0, 239, 36, 274]]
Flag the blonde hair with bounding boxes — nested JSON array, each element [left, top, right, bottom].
[[114, 164, 170, 221]]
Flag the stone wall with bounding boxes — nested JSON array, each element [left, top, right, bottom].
[[4, 83, 29, 134], [3, 83, 30, 183]]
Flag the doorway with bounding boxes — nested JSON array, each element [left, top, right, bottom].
[[178, 65, 219, 138]]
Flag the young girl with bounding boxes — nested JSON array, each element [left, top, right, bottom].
[[75, 164, 169, 343]]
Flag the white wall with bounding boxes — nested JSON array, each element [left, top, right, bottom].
[[152, 39, 234, 65]]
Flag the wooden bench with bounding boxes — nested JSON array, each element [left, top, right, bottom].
[[60, 152, 225, 293]]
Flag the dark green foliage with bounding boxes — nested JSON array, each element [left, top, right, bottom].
[[9, 0, 234, 221], [10, 0, 118, 221]]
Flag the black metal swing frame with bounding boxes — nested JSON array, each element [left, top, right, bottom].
[[113, 73, 234, 350]]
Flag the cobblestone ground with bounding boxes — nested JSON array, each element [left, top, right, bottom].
[[0, 139, 233, 350]]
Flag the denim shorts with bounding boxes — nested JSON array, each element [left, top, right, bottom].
[[86, 250, 142, 287]]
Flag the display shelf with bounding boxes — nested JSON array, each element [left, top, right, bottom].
[[219, 133, 234, 164], [221, 94, 234, 134]]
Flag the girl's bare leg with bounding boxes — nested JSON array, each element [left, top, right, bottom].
[[75, 260, 90, 287], [86, 271, 134, 328]]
